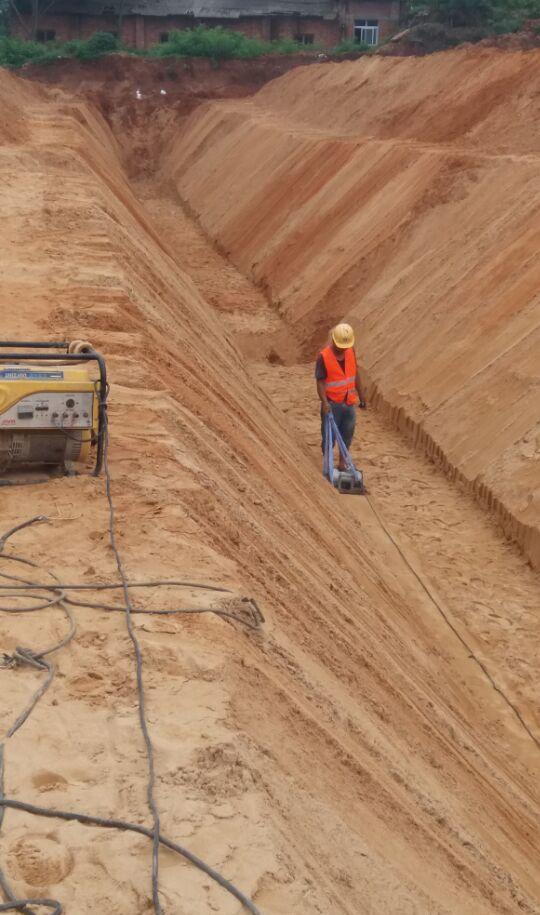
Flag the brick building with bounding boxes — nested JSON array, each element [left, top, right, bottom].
[[11, 0, 402, 49]]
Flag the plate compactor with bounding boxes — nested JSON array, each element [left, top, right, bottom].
[[324, 412, 366, 495], [331, 466, 365, 495], [0, 340, 107, 478]]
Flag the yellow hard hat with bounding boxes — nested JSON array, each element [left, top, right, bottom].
[[331, 323, 355, 349]]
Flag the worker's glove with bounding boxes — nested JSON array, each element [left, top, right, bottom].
[[359, 399, 367, 410]]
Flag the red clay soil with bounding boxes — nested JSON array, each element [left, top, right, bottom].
[[0, 53, 539, 915], [474, 19, 540, 51], [21, 54, 325, 175], [166, 47, 540, 568]]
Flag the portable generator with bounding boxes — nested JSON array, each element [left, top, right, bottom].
[[0, 341, 107, 477]]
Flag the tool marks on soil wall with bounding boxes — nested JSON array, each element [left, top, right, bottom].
[[0, 54, 539, 915], [167, 49, 540, 568]]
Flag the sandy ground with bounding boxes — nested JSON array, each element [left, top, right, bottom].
[[0, 58, 539, 915], [141, 185, 540, 753], [167, 48, 540, 567]]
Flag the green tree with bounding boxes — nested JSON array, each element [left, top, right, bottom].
[[408, 0, 540, 25], [438, 0, 493, 24], [409, 0, 493, 24]]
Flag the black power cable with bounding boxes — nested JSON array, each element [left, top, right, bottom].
[[0, 560, 262, 627], [365, 495, 540, 753], [0, 900, 60, 914], [101, 416, 164, 915], [0, 447, 264, 913], [0, 798, 263, 914]]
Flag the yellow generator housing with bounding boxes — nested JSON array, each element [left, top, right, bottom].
[[0, 342, 106, 475]]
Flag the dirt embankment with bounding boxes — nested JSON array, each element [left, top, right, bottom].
[[378, 19, 540, 56], [21, 54, 326, 176], [163, 48, 540, 568], [1, 62, 540, 914]]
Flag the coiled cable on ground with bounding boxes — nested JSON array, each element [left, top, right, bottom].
[[0, 426, 264, 914], [0, 562, 262, 628]]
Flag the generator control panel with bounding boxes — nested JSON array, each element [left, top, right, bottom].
[[0, 345, 106, 475], [0, 391, 94, 430]]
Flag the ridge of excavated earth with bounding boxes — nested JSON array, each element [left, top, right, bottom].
[[0, 52, 539, 915], [163, 47, 540, 569]]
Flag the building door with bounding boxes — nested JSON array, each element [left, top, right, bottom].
[[270, 17, 280, 40], [354, 18, 379, 45]]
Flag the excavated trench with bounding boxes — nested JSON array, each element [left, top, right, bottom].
[[0, 52, 539, 915], [161, 50, 540, 570], [134, 168, 540, 723], [48, 51, 540, 570]]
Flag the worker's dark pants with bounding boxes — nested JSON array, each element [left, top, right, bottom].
[[321, 401, 356, 453]]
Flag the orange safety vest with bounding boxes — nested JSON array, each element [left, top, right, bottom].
[[320, 346, 358, 405]]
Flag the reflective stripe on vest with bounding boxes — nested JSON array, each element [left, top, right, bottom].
[[320, 346, 358, 405], [326, 376, 356, 388]]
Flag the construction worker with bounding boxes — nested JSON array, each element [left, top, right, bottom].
[[315, 323, 366, 471]]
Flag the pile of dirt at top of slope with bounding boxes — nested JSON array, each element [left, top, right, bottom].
[[20, 54, 326, 176], [477, 18, 540, 50], [378, 20, 540, 57]]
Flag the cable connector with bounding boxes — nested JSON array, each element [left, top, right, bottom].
[[0, 654, 16, 670]]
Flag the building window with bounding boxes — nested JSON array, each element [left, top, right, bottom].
[[159, 32, 170, 42], [295, 33, 314, 45], [36, 29, 56, 42], [354, 19, 379, 45], [102, 5, 115, 12]]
